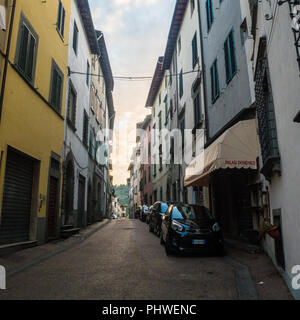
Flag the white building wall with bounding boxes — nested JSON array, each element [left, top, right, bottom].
[[199, 0, 255, 138], [63, 0, 92, 223], [176, 0, 205, 204], [253, 0, 300, 300]]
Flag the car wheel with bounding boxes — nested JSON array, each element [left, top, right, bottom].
[[165, 234, 173, 256], [156, 228, 161, 238], [160, 232, 164, 245], [215, 245, 225, 257]]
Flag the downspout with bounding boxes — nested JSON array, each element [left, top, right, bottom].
[[197, 0, 209, 142], [0, 0, 16, 121], [197, 0, 213, 211]]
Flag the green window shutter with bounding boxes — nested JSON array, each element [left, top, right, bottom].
[[26, 34, 35, 80], [229, 31, 237, 75], [57, 1, 62, 29], [61, 7, 65, 37], [51, 69, 58, 107], [18, 25, 29, 73]]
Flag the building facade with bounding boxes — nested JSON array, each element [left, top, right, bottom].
[[251, 0, 300, 299], [0, 0, 70, 245]]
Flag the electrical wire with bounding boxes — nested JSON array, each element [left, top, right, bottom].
[[69, 69, 201, 81]]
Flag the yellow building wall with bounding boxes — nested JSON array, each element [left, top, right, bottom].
[[0, 0, 70, 233]]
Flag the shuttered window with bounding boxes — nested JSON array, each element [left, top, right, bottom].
[[210, 59, 220, 103], [194, 93, 202, 126], [16, 14, 38, 84], [50, 60, 63, 113], [179, 69, 183, 98], [192, 32, 198, 68], [83, 111, 89, 146], [224, 30, 237, 83], [73, 21, 78, 54], [67, 81, 77, 128], [206, 0, 214, 31], [57, 0, 65, 38]]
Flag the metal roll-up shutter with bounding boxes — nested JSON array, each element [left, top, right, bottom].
[[0, 148, 34, 245]]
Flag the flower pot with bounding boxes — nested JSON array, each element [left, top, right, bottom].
[[267, 226, 281, 240]]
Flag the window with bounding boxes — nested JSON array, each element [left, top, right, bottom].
[[159, 92, 161, 105], [89, 128, 95, 158], [148, 166, 151, 183], [206, 0, 214, 31], [178, 36, 181, 54], [180, 117, 185, 153], [90, 84, 95, 113], [158, 112, 162, 131], [49, 60, 64, 113], [210, 59, 220, 103], [170, 99, 173, 119], [191, 0, 195, 15], [179, 69, 183, 98], [206, 0, 214, 32], [194, 93, 202, 126], [67, 81, 77, 128], [164, 95, 168, 123], [240, 19, 248, 46], [73, 21, 78, 54], [96, 97, 101, 123], [159, 145, 162, 171], [15, 14, 38, 84], [192, 32, 198, 68], [57, 0, 65, 38], [83, 111, 89, 146], [86, 60, 90, 86], [224, 30, 237, 83]]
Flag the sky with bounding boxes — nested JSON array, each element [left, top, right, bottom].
[[89, 0, 176, 186]]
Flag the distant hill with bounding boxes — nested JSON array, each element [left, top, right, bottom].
[[114, 185, 129, 208]]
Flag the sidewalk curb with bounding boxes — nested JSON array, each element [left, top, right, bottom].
[[6, 219, 111, 278], [223, 256, 258, 300]]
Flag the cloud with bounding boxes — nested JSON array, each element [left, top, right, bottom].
[[90, 0, 176, 184]]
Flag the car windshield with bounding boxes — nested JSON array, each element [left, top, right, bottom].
[[161, 203, 168, 214], [172, 205, 212, 221]]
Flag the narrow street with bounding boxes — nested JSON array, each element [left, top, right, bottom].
[[0, 219, 292, 300]]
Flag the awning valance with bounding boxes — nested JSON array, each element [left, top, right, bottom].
[[184, 119, 259, 187]]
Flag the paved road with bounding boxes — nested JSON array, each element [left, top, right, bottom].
[[0, 219, 248, 300]]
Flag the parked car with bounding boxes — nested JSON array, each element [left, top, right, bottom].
[[146, 205, 153, 224], [140, 205, 149, 222], [135, 207, 142, 219], [149, 201, 169, 236], [160, 204, 224, 256]]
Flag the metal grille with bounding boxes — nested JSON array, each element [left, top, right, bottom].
[[0, 148, 34, 245]]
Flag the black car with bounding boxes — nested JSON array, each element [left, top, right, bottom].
[[140, 205, 149, 222], [148, 201, 169, 236], [146, 206, 153, 224], [160, 204, 224, 256]]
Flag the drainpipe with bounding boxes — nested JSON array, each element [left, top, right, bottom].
[[197, 0, 209, 142], [0, 0, 16, 122]]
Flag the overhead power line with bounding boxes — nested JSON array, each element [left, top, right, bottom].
[[69, 69, 201, 81]]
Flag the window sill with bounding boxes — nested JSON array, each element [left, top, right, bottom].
[[56, 27, 65, 43], [11, 64, 64, 121], [226, 71, 237, 86], [212, 94, 220, 105]]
